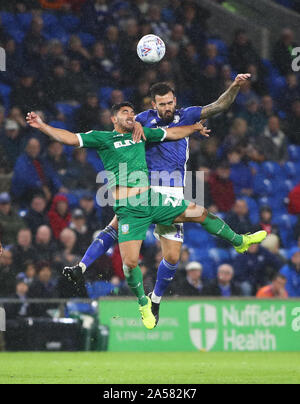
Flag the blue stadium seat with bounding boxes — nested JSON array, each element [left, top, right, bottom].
[[49, 120, 69, 130], [60, 15, 80, 33], [241, 196, 259, 224], [16, 12, 33, 31], [99, 86, 113, 108], [184, 225, 216, 249], [288, 145, 300, 162], [208, 248, 231, 265], [55, 102, 80, 119], [0, 12, 15, 29], [42, 12, 59, 29], [260, 161, 282, 179], [284, 161, 299, 179], [87, 149, 105, 172], [273, 213, 297, 230], [0, 82, 11, 111], [6, 28, 25, 43], [77, 32, 96, 47], [254, 176, 273, 196]]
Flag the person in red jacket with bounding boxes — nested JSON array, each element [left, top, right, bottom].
[[208, 161, 236, 212], [48, 194, 71, 239], [288, 183, 300, 214]]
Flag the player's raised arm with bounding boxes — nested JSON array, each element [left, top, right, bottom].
[[200, 73, 251, 119], [26, 112, 80, 146], [165, 121, 211, 140]]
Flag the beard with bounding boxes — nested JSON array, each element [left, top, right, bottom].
[[159, 109, 175, 124]]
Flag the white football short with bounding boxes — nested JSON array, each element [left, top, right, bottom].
[[151, 186, 185, 243]]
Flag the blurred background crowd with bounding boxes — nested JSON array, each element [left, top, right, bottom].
[[0, 0, 300, 316]]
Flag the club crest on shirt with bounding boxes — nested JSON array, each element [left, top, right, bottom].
[[174, 115, 180, 124], [122, 224, 129, 234]]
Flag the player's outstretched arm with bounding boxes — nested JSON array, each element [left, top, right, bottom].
[[165, 121, 210, 140], [200, 73, 251, 119], [26, 111, 80, 146]]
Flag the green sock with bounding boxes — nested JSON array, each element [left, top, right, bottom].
[[202, 213, 243, 247], [123, 265, 148, 306]]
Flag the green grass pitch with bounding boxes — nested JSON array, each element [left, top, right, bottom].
[[0, 352, 300, 384]]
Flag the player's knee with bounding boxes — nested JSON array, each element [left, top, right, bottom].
[[163, 251, 180, 265], [123, 257, 139, 270]]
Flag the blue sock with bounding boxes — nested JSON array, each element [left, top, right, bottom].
[[152, 259, 178, 303], [81, 225, 118, 269]]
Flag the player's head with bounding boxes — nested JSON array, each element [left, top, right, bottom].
[[111, 102, 136, 133], [150, 82, 176, 123]]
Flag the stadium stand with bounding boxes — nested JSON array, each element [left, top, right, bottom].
[[0, 0, 299, 304]]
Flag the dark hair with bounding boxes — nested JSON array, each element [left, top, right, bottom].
[[111, 102, 135, 116], [273, 273, 286, 282], [150, 82, 175, 101]]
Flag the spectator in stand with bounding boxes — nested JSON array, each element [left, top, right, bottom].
[[131, 81, 151, 114], [172, 261, 205, 296], [67, 35, 91, 67], [146, 4, 170, 41], [229, 29, 261, 73], [34, 225, 57, 265], [202, 264, 242, 297], [4, 280, 29, 320], [23, 17, 45, 62], [0, 249, 17, 297], [280, 247, 300, 297], [104, 25, 121, 65], [11, 228, 37, 273], [272, 28, 297, 75], [76, 93, 101, 132], [180, 2, 207, 52], [55, 228, 81, 268], [261, 95, 277, 120], [227, 149, 253, 197], [209, 161, 235, 212], [198, 64, 222, 106], [222, 118, 249, 155], [260, 116, 288, 163], [79, 194, 100, 234], [278, 73, 300, 113], [28, 262, 57, 317], [247, 64, 267, 96], [24, 194, 49, 236], [44, 62, 74, 103], [234, 243, 284, 295], [0, 192, 25, 246], [0, 119, 25, 169], [69, 209, 92, 256], [46, 141, 68, 182], [97, 108, 114, 131], [225, 199, 252, 236], [67, 59, 93, 103], [12, 138, 62, 205], [64, 148, 96, 191], [16, 261, 36, 287], [10, 70, 43, 115], [48, 194, 71, 240], [177, 246, 190, 272], [254, 206, 280, 238], [238, 97, 267, 138], [81, 0, 113, 38], [285, 99, 300, 145], [256, 273, 288, 298], [288, 182, 300, 215]]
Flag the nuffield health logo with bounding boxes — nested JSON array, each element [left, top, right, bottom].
[[0, 305, 5, 332], [188, 304, 218, 351]]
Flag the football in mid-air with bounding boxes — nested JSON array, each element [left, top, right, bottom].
[[137, 34, 166, 64]]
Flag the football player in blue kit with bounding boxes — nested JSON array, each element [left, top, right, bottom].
[[64, 74, 252, 325]]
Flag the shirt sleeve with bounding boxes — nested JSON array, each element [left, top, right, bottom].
[[183, 106, 203, 123], [76, 130, 108, 150], [143, 127, 167, 143]]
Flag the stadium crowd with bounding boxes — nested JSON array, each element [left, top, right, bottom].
[[0, 0, 300, 316]]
